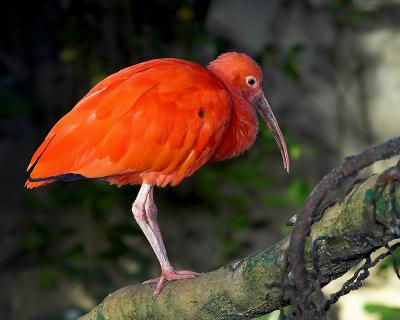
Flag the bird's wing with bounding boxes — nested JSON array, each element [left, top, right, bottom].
[[26, 59, 232, 187]]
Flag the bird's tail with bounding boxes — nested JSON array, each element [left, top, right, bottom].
[[25, 134, 56, 189], [25, 179, 55, 189]]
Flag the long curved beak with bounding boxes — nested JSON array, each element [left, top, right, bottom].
[[252, 91, 290, 173]]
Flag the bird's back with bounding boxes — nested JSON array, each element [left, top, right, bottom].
[[26, 58, 232, 188]]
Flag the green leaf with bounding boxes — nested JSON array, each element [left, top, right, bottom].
[[364, 303, 400, 320]]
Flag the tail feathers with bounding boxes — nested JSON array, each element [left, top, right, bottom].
[[27, 135, 56, 172], [25, 173, 87, 189], [25, 179, 55, 189], [25, 135, 57, 189]]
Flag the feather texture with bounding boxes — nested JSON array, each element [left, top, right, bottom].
[[26, 59, 232, 188]]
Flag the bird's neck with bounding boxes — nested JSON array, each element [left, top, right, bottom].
[[211, 92, 258, 162]]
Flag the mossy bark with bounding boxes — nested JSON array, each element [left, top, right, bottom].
[[80, 170, 400, 320]]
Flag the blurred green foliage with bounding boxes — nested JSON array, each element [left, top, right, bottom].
[[0, 79, 34, 117], [281, 44, 304, 81], [365, 303, 400, 320]]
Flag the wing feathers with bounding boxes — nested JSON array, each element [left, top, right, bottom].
[[26, 59, 232, 187]]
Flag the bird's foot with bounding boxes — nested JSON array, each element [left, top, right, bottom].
[[143, 269, 202, 296]]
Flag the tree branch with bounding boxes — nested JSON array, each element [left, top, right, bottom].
[[287, 136, 400, 319], [80, 164, 400, 320]]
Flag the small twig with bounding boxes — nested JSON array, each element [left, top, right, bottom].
[[328, 256, 371, 307], [327, 242, 400, 308], [312, 237, 400, 312]]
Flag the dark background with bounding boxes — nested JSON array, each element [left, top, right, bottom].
[[1, 0, 400, 319]]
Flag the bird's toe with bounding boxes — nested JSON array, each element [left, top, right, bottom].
[[143, 269, 202, 296]]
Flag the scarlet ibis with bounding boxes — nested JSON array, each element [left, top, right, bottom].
[[26, 52, 289, 295]]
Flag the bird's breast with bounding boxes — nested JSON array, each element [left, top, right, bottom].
[[210, 99, 258, 162]]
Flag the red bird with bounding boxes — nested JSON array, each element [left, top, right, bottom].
[[26, 52, 289, 295]]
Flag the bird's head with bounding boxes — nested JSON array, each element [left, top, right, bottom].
[[208, 52, 290, 173]]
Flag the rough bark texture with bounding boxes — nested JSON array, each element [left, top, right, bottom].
[[80, 169, 400, 320]]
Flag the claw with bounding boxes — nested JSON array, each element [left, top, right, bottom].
[[143, 269, 202, 296]]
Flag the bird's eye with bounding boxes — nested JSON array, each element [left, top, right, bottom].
[[246, 76, 256, 87]]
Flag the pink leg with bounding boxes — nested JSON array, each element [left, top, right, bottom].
[[132, 184, 201, 296]]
